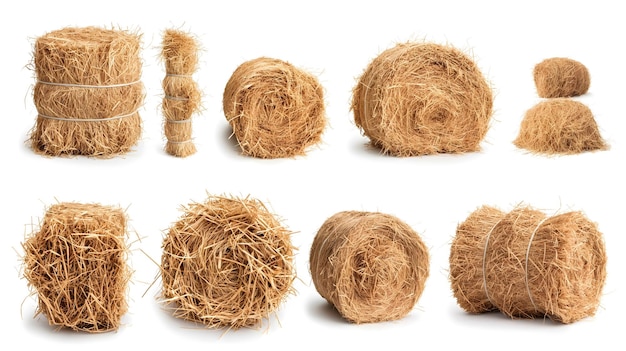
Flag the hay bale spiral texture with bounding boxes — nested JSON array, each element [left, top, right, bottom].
[[161, 29, 201, 157], [352, 42, 493, 156], [22, 203, 131, 332], [310, 211, 430, 323], [450, 205, 607, 323], [514, 99, 606, 154], [160, 195, 296, 329], [534, 57, 590, 98], [30, 27, 144, 157], [223, 57, 326, 158]]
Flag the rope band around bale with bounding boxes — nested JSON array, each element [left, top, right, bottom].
[[165, 74, 193, 78], [525, 217, 548, 312], [37, 79, 142, 89], [167, 139, 193, 145], [38, 109, 138, 122], [481, 218, 503, 306], [164, 95, 190, 101], [165, 118, 192, 124]]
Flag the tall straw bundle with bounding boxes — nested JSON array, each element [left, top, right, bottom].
[[160, 195, 296, 329], [309, 211, 430, 323], [514, 99, 607, 154], [450, 205, 607, 323], [161, 29, 201, 157], [223, 57, 326, 158], [352, 42, 493, 156], [534, 57, 590, 98], [22, 203, 131, 332], [29, 27, 144, 157]]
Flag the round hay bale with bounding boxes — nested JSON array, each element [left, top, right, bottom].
[[534, 57, 590, 98], [309, 211, 430, 323], [160, 195, 296, 329], [351, 42, 493, 156], [22, 203, 131, 332], [222, 57, 326, 158], [30, 27, 144, 157], [161, 29, 201, 157], [450, 205, 607, 323], [514, 99, 606, 154]]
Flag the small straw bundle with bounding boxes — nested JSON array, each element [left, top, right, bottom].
[[514, 99, 607, 154], [22, 203, 131, 332], [352, 42, 493, 156], [30, 27, 144, 157], [309, 211, 430, 323], [161, 29, 201, 157], [450, 205, 607, 323], [534, 57, 590, 98], [223, 57, 326, 158], [160, 195, 296, 329]]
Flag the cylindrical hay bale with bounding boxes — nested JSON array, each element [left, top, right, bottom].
[[352, 42, 493, 156], [534, 57, 590, 98], [30, 27, 144, 157], [22, 203, 131, 332], [309, 211, 430, 323], [161, 29, 201, 157], [514, 99, 607, 154], [223, 57, 326, 158], [450, 206, 607, 323], [160, 195, 296, 329]]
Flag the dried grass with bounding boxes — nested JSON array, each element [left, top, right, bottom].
[[29, 27, 144, 157], [223, 57, 326, 158], [161, 29, 201, 157], [514, 99, 607, 154], [22, 203, 131, 332], [450, 205, 607, 323], [160, 195, 296, 329], [309, 211, 430, 323], [534, 57, 590, 98], [352, 42, 493, 156]]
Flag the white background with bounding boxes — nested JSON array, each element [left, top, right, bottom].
[[2, 0, 623, 349]]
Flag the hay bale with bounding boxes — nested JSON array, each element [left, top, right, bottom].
[[22, 203, 130, 332], [514, 99, 607, 154], [534, 57, 590, 98], [450, 205, 607, 323], [29, 27, 144, 157], [309, 211, 430, 323], [161, 29, 201, 157], [222, 57, 326, 158], [351, 42, 493, 156], [160, 195, 296, 329]]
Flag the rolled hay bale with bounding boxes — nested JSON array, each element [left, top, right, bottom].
[[450, 205, 607, 323], [30, 27, 144, 157], [160, 195, 296, 329], [514, 99, 607, 154], [309, 211, 430, 323], [534, 57, 590, 98], [223, 57, 326, 158], [22, 202, 131, 332], [161, 29, 201, 157], [352, 42, 493, 156]]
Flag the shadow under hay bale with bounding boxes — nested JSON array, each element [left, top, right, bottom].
[[450, 205, 607, 324], [514, 99, 607, 154], [160, 195, 296, 329], [223, 57, 326, 158], [534, 57, 590, 98], [22, 203, 131, 332], [309, 211, 429, 324], [29, 27, 144, 157], [352, 42, 493, 156]]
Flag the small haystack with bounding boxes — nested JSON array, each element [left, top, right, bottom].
[[161, 29, 201, 157], [514, 99, 606, 154], [309, 211, 430, 323], [352, 42, 493, 156], [223, 57, 326, 158], [22, 203, 131, 332], [534, 57, 590, 98], [160, 195, 296, 329], [450, 205, 607, 323], [30, 27, 144, 157]]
